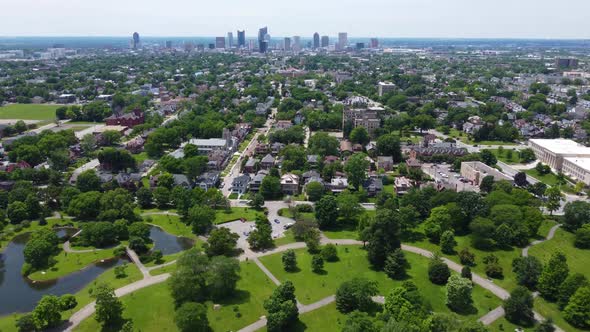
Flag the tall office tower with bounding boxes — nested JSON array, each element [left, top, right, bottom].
[[283, 37, 292, 51], [237, 30, 246, 48], [321, 35, 329, 48], [370, 38, 379, 48], [313, 32, 320, 49], [165, 40, 173, 49], [338, 32, 348, 50], [258, 27, 268, 53], [292, 36, 301, 52], [132, 32, 140, 49], [215, 37, 226, 49], [227, 32, 234, 48]]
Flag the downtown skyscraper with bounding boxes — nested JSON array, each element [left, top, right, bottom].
[[313, 32, 320, 49], [237, 30, 246, 48], [258, 27, 269, 53]]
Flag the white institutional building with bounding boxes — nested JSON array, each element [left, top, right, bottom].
[[529, 139, 590, 185]]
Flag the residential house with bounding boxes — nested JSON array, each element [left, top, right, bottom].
[[377, 156, 393, 172], [105, 109, 145, 128], [275, 120, 293, 130], [406, 157, 422, 170], [394, 176, 412, 195], [195, 172, 220, 191], [270, 142, 285, 155], [115, 173, 142, 190], [280, 173, 300, 195], [231, 174, 251, 195], [255, 143, 270, 156], [243, 158, 258, 174], [324, 155, 340, 165], [362, 176, 383, 197], [249, 170, 268, 192], [260, 154, 275, 170], [340, 140, 353, 155], [173, 174, 192, 189], [329, 176, 349, 194], [307, 155, 320, 168], [125, 136, 145, 154], [138, 160, 156, 173]]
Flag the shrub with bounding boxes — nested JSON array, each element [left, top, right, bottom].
[[458, 248, 475, 266], [320, 244, 338, 262]]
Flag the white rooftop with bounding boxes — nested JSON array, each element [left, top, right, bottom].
[[565, 157, 590, 173], [530, 139, 590, 156], [187, 138, 227, 147]]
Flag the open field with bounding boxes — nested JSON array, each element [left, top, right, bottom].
[[215, 207, 264, 224], [0, 104, 60, 120], [144, 214, 196, 240], [28, 246, 118, 281]]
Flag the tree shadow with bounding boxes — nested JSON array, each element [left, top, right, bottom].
[[285, 320, 308, 332], [400, 230, 426, 243], [285, 266, 302, 273], [215, 290, 252, 306], [312, 269, 327, 275], [451, 304, 478, 316]]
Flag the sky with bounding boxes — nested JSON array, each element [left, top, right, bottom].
[[1, 0, 589, 39]]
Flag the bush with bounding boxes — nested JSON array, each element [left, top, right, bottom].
[[485, 263, 504, 279], [114, 264, 128, 279], [458, 248, 475, 266], [311, 255, 324, 273], [320, 244, 339, 262], [384, 249, 407, 280], [574, 224, 590, 249], [282, 250, 297, 272], [461, 266, 472, 280], [428, 255, 451, 285], [60, 294, 78, 310]]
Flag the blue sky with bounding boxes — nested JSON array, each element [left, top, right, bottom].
[[1, 0, 589, 38]]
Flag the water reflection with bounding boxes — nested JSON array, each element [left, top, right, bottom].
[[149, 226, 193, 255]]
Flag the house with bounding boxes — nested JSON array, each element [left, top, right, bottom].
[[302, 170, 321, 184], [173, 174, 192, 189], [243, 158, 258, 174], [231, 174, 251, 195], [138, 160, 156, 173], [186, 129, 234, 155], [115, 173, 143, 190], [363, 176, 383, 197], [255, 143, 270, 155], [195, 172, 220, 191], [275, 120, 293, 130], [0, 180, 15, 191], [377, 156, 393, 172], [394, 176, 413, 195], [340, 140, 353, 155], [294, 111, 305, 125], [5, 160, 31, 173], [307, 155, 320, 168], [329, 176, 349, 194], [280, 173, 300, 195], [270, 142, 285, 155], [406, 158, 422, 170], [249, 170, 268, 192], [324, 155, 340, 165], [105, 109, 145, 128], [125, 136, 145, 154], [260, 154, 275, 170]]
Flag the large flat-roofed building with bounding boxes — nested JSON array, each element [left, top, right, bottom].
[[563, 157, 590, 185], [378, 82, 396, 97], [529, 139, 590, 171], [342, 108, 381, 136], [460, 161, 513, 185]]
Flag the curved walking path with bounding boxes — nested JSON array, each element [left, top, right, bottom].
[[64, 237, 564, 332], [522, 224, 561, 257]]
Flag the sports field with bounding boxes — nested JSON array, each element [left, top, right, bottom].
[[0, 104, 59, 120]]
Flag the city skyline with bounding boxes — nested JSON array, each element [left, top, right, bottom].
[[2, 0, 590, 39]]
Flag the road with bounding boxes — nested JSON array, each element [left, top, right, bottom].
[[427, 129, 527, 153], [69, 158, 99, 184]]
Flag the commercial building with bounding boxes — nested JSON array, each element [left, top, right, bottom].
[[378, 82, 396, 97], [227, 32, 234, 48], [313, 33, 320, 49], [283, 37, 291, 51], [132, 32, 140, 49], [460, 161, 513, 185], [529, 139, 590, 171], [215, 37, 226, 49], [337, 32, 348, 50], [237, 30, 246, 48], [292, 36, 301, 52], [342, 108, 381, 136], [258, 27, 269, 53], [321, 35, 329, 48], [555, 58, 579, 69], [370, 38, 379, 48]]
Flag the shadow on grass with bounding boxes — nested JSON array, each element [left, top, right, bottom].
[[216, 289, 252, 306], [450, 304, 478, 316]]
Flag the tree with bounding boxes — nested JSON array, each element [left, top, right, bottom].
[[187, 205, 215, 235], [344, 153, 369, 189], [174, 302, 209, 332], [350, 127, 370, 146], [32, 295, 62, 329], [128, 222, 151, 241], [504, 286, 534, 326], [204, 227, 239, 257], [76, 170, 102, 192], [446, 275, 473, 312], [458, 248, 476, 266], [248, 216, 274, 250], [23, 228, 59, 269], [60, 294, 78, 311], [282, 250, 298, 272], [335, 278, 378, 313], [311, 255, 324, 273], [428, 254, 451, 285], [512, 256, 543, 289], [384, 249, 407, 280], [169, 249, 209, 305], [305, 181, 324, 202], [304, 227, 321, 253], [308, 132, 340, 157], [249, 193, 265, 209], [563, 201, 590, 231], [315, 195, 339, 229], [101, 130, 122, 146], [514, 172, 528, 187], [544, 186, 563, 215], [135, 187, 153, 208], [206, 256, 241, 300], [321, 244, 339, 262], [575, 224, 590, 249], [535, 319, 556, 332], [337, 191, 362, 221], [15, 314, 36, 332], [376, 133, 402, 162], [413, 114, 435, 133], [563, 286, 590, 328], [342, 311, 378, 332], [479, 175, 495, 193], [461, 266, 472, 280], [366, 209, 401, 269], [538, 251, 569, 301], [557, 273, 588, 309], [67, 191, 102, 220], [440, 230, 457, 254], [535, 162, 551, 175], [94, 283, 124, 327], [260, 176, 282, 199], [479, 150, 497, 166], [423, 206, 452, 243], [264, 281, 298, 332], [7, 201, 28, 223]]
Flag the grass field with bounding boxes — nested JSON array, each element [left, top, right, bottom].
[[0, 104, 60, 120], [444, 128, 516, 146], [258, 245, 501, 317], [214, 207, 264, 224], [322, 210, 376, 240], [144, 214, 196, 240], [75, 261, 276, 332], [28, 246, 118, 281], [529, 228, 588, 278], [534, 297, 586, 332], [0, 218, 77, 250], [489, 317, 535, 332], [488, 148, 530, 165], [274, 230, 300, 247], [259, 302, 348, 332]]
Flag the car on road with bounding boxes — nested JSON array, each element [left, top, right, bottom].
[[274, 219, 280, 224], [283, 222, 294, 230]]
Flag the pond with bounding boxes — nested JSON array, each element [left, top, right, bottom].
[[149, 226, 193, 256], [0, 232, 125, 316]]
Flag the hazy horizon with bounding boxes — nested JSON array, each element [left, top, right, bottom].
[[2, 0, 590, 39]]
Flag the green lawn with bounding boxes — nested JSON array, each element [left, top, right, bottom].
[[75, 261, 277, 332], [0, 263, 142, 332], [0, 218, 77, 250], [529, 228, 588, 278], [214, 207, 264, 224], [488, 317, 535, 332], [274, 230, 300, 247], [443, 128, 516, 146], [144, 214, 196, 240], [525, 170, 575, 193], [143, 251, 183, 268], [0, 104, 60, 120], [149, 262, 177, 276], [258, 302, 347, 332], [534, 297, 586, 332], [28, 247, 119, 281], [132, 152, 150, 163], [322, 210, 376, 240], [488, 148, 530, 165], [258, 245, 501, 317]]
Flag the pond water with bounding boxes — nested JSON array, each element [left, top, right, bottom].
[[0, 232, 124, 316], [149, 226, 193, 255]]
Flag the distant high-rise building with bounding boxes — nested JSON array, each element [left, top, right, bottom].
[[555, 58, 579, 68], [208, 44, 215, 50], [165, 40, 173, 49], [321, 35, 329, 48], [237, 30, 246, 48], [284, 37, 292, 51], [258, 27, 269, 53], [215, 37, 225, 49], [356, 42, 365, 50], [313, 33, 320, 49], [227, 32, 234, 48], [292, 36, 301, 53], [132, 32, 140, 49], [337, 32, 348, 50], [370, 38, 379, 48]]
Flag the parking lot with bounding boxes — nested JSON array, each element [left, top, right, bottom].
[[421, 163, 480, 192]]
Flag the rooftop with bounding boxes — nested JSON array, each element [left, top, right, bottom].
[[530, 139, 590, 156], [565, 157, 590, 173]]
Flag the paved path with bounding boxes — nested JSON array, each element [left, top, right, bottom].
[[61, 230, 105, 254], [125, 247, 150, 279], [523, 224, 560, 257], [253, 257, 281, 285], [478, 305, 505, 325]]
